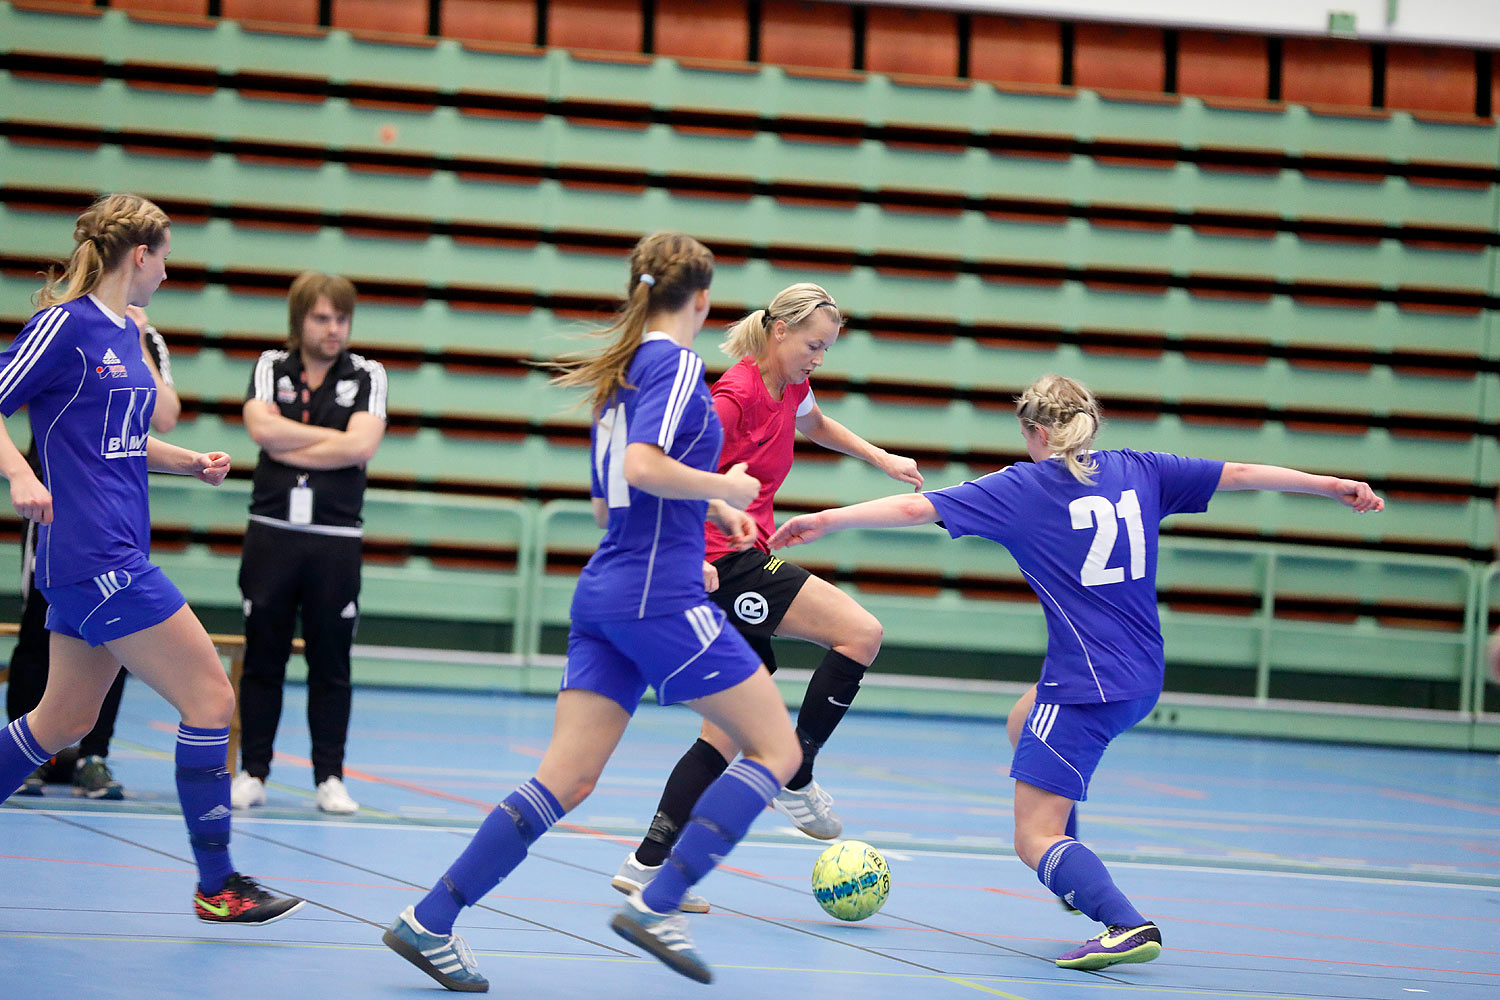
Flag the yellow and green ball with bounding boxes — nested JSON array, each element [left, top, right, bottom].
[[810, 840, 890, 921]]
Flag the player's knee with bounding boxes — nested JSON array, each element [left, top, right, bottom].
[[1013, 830, 1044, 871], [835, 612, 883, 665], [183, 677, 236, 730], [549, 772, 599, 812]]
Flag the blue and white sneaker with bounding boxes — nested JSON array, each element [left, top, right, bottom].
[[1055, 922, 1162, 970], [382, 905, 489, 993], [609, 891, 712, 984]]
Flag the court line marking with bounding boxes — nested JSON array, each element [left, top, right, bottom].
[[6, 806, 1499, 893], [943, 976, 1032, 999], [0, 931, 1432, 998], [1378, 788, 1500, 818], [226, 825, 639, 958], [4, 822, 1486, 988]]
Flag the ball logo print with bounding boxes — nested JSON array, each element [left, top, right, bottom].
[[811, 840, 890, 921], [733, 591, 769, 625]]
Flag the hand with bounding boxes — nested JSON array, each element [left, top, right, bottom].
[[719, 462, 760, 510], [194, 451, 231, 486], [8, 469, 52, 524], [1330, 478, 1384, 513], [878, 450, 923, 490], [709, 502, 756, 550], [768, 512, 829, 548], [125, 304, 150, 336], [703, 560, 720, 593]]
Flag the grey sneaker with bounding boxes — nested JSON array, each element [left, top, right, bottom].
[[73, 755, 123, 800], [382, 905, 489, 993], [610, 852, 710, 914], [772, 779, 842, 839], [609, 891, 711, 984], [17, 766, 45, 796]]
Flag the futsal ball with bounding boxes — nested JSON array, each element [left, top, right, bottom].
[[810, 840, 890, 921]]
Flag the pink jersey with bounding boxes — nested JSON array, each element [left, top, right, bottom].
[[704, 355, 815, 559]]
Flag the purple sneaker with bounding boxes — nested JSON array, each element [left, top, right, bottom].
[[1055, 922, 1162, 970]]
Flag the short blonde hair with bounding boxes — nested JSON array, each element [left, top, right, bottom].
[[1015, 374, 1102, 484]]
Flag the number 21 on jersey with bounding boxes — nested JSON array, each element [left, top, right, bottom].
[[1069, 489, 1144, 587]]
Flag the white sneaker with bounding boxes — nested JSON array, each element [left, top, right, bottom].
[[611, 852, 710, 913], [230, 772, 266, 810], [316, 775, 359, 814], [772, 779, 842, 839]]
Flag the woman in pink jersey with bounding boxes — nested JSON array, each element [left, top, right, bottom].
[[612, 282, 922, 907]]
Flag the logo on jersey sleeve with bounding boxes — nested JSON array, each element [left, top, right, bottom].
[[276, 375, 297, 404], [95, 347, 129, 379], [100, 386, 155, 459], [334, 379, 358, 407]]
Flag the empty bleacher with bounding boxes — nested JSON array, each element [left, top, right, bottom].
[[1, 0, 1497, 746]]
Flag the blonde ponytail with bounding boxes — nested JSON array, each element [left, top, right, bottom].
[[37, 194, 170, 309], [549, 232, 714, 414], [720, 282, 841, 360], [1015, 374, 1102, 484]]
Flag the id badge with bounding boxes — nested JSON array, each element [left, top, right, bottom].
[[289, 484, 314, 525]]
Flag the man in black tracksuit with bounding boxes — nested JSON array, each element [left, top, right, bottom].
[[230, 272, 387, 815]]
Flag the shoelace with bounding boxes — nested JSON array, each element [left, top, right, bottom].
[[448, 933, 480, 972]]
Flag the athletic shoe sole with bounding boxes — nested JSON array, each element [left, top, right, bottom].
[[1056, 939, 1162, 971], [198, 899, 306, 927], [75, 787, 124, 800], [609, 875, 710, 914], [381, 927, 490, 993], [609, 912, 712, 984]]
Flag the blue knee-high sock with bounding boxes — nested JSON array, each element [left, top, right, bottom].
[[176, 724, 235, 895], [414, 778, 564, 936], [1065, 805, 1078, 841], [1036, 838, 1144, 928], [0, 715, 50, 801], [641, 759, 779, 914]]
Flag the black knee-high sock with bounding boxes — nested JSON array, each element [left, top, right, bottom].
[[635, 738, 729, 867], [789, 649, 867, 790]]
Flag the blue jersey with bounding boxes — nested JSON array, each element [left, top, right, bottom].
[[0, 296, 157, 587], [571, 333, 724, 621], [926, 449, 1223, 703]]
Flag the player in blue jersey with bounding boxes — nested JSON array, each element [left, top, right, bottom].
[[381, 232, 802, 991], [0, 194, 304, 925], [770, 373, 1383, 972]]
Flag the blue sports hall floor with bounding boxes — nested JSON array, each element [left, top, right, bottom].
[[2, 682, 1497, 999]]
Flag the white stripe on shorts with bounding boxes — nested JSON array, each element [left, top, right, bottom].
[[684, 604, 721, 648], [1030, 702, 1059, 743]]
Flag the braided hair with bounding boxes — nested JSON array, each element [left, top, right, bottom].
[[37, 193, 171, 309], [1015, 374, 1103, 484]]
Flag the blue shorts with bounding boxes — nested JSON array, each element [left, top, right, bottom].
[[1010, 694, 1158, 802], [41, 557, 186, 648], [564, 603, 765, 712]]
